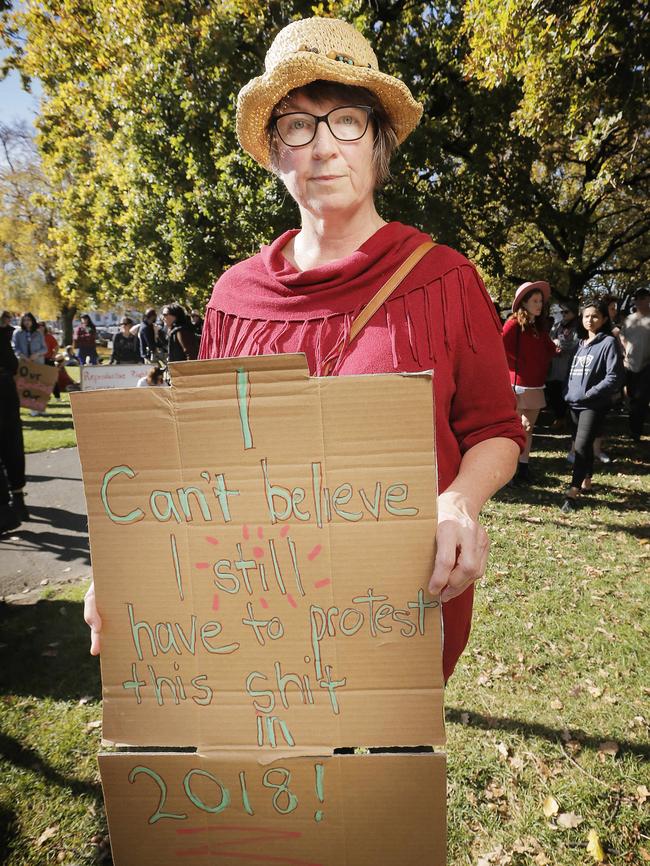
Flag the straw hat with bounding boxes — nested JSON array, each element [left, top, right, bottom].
[[236, 17, 423, 169], [512, 280, 551, 313]]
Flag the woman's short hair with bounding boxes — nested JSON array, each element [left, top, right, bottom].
[[268, 80, 399, 187]]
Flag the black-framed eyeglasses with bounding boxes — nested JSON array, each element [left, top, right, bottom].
[[272, 105, 374, 147]]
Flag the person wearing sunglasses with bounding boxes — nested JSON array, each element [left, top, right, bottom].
[[84, 18, 525, 681]]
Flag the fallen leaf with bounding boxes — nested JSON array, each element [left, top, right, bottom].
[[557, 812, 583, 829], [496, 742, 509, 760], [460, 712, 470, 725], [550, 698, 564, 710], [543, 796, 559, 818], [636, 785, 649, 804], [36, 826, 59, 846], [598, 741, 619, 758], [86, 720, 102, 731], [639, 846, 650, 861], [586, 829, 606, 862]]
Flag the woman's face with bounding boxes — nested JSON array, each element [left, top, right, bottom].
[[162, 310, 176, 327], [272, 93, 376, 218], [21, 315, 32, 330], [522, 291, 544, 318], [81, 316, 90, 326], [582, 306, 606, 334]]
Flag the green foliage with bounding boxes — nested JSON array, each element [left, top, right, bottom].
[[462, 0, 650, 299], [1, 0, 648, 309], [0, 123, 65, 318]]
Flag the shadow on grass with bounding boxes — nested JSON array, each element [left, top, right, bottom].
[[0, 803, 17, 864], [0, 731, 101, 799], [446, 706, 650, 760], [0, 599, 100, 701], [21, 419, 74, 432]]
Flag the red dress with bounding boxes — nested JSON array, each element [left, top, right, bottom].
[[200, 222, 524, 679]]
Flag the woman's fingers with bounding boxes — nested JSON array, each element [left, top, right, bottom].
[[83, 582, 102, 656], [440, 531, 490, 602], [428, 514, 489, 601]]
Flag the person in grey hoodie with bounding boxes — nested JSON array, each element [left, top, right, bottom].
[[561, 298, 625, 512]]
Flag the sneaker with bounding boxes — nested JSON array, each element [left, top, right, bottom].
[[595, 451, 611, 464], [560, 497, 578, 514]]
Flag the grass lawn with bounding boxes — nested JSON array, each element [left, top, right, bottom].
[[20, 349, 109, 453], [1, 417, 648, 865], [21, 391, 78, 453]]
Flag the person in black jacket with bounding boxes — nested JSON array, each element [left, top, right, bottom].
[[561, 298, 625, 513], [0, 311, 28, 533], [110, 318, 142, 365], [162, 303, 199, 362], [136, 308, 159, 362]]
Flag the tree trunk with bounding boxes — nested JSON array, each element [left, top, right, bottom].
[[60, 303, 77, 345]]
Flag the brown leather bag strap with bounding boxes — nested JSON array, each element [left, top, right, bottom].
[[322, 240, 436, 376]]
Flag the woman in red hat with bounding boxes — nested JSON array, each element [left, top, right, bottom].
[[502, 281, 558, 485]]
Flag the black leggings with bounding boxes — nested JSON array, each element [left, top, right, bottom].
[[569, 407, 608, 488]]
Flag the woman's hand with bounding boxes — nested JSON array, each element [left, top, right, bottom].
[[428, 491, 490, 602], [84, 581, 102, 656]]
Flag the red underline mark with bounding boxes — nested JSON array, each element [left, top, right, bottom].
[[212, 593, 219, 611], [279, 526, 289, 538], [252, 546, 264, 558], [195, 562, 210, 569], [257, 526, 264, 540], [314, 578, 331, 589], [205, 536, 219, 545], [259, 597, 269, 609], [242, 524, 250, 540], [175, 849, 321, 866], [307, 545, 322, 561], [286, 593, 297, 609]]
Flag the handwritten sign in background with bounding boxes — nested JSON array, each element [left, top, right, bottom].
[[15, 358, 58, 412], [71, 355, 445, 866]]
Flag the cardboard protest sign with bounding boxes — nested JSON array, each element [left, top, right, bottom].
[[14, 358, 58, 412], [81, 363, 147, 390], [99, 751, 446, 866], [71, 354, 445, 866]]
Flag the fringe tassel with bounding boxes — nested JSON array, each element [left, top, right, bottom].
[[422, 285, 436, 363], [458, 267, 477, 353], [404, 295, 420, 366]]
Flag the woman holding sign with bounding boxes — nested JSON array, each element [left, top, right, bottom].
[[85, 18, 524, 680]]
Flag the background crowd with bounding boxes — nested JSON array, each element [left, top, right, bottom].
[[1, 286, 648, 538]]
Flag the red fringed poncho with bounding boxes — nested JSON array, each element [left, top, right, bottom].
[[200, 221, 524, 679]]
